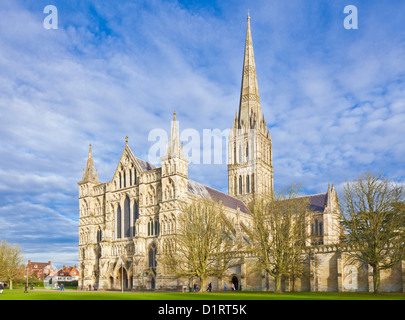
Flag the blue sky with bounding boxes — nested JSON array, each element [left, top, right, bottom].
[[0, 0, 404, 268]]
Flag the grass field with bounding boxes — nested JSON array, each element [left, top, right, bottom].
[[0, 289, 404, 300]]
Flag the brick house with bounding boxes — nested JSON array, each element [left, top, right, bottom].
[[56, 265, 79, 282], [26, 260, 54, 280]]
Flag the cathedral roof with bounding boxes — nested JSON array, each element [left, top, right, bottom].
[[187, 180, 249, 214], [135, 157, 158, 172], [297, 193, 328, 212]]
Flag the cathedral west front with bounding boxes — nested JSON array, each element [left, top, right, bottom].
[[77, 16, 404, 293]]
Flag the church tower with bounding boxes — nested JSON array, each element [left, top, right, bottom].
[[228, 15, 273, 203]]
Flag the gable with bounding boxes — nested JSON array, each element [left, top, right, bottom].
[[111, 144, 158, 183]]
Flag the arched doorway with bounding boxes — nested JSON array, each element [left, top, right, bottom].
[[108, 276, 114, 290], [151, 277, 156, 290], [117, 267, 128, 290], [231, 276, 239, 291]]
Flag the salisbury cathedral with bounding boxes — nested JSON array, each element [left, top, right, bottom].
[[78, 17, 404, 292]]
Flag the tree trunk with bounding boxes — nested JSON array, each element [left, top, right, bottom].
[[274, 275, 282, 293], [291, 276, 296, 292], [200, 277, 206, 293], [9, 280, 13, 290], [373, 265, 380, 294]]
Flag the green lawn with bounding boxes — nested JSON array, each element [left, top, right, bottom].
[[0, 289, 403, 300]]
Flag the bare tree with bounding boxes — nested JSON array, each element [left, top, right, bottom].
[[340, 172, 405, 294], [159, 198, 242, 292], [243, 185, 310, 293], [0, 241, 25, 290]]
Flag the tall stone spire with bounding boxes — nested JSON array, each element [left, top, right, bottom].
[[238, 14, 262, 129], [80, 143, 99, 184], [238, 14, 261, 130], [166, 110, 183, 158]]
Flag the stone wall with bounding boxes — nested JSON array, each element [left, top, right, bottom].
[[239, 246, 404, 292]]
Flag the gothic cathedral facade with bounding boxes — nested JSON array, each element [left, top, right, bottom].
[[78, 17, 404, 292]]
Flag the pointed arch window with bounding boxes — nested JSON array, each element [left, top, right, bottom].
[[148, 218, 154, 236], [133, 202, 139, 236], [239, 176, 243, 195], [116, 205, 122, 239], [246, 175, 250, 193], [155, 218, 160, 236], [124, 196, 130, 238], [148, 244, 157, 268], [130, 169, 132, 186]]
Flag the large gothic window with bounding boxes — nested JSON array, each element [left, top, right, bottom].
[[116, 205, 122, 239], [148, 244, 157, 268], [133, 202, 139, 236], [155, 218, 159, 236], [124, 196, 130, 238]]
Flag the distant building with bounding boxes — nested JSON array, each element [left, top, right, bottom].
[[26, 260, 55, 280], [56, 265, 79, 282]]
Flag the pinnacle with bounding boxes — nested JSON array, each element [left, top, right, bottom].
[[81, 142, 99, 184]]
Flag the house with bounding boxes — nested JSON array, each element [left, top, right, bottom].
[[26, 260, 54, 280], [56, 265, 80, 282]]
